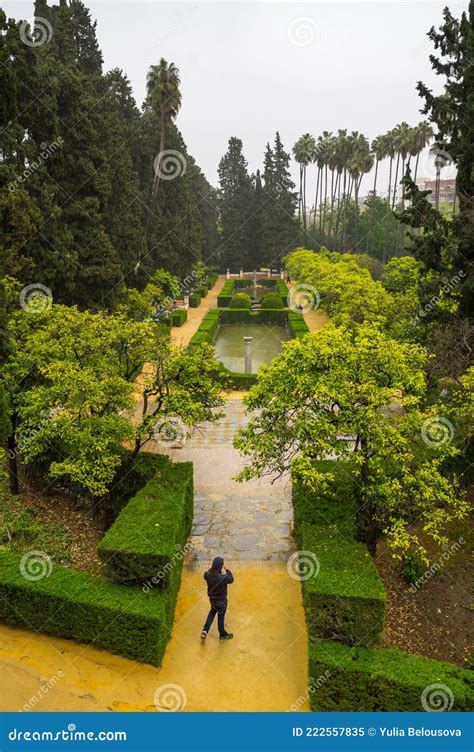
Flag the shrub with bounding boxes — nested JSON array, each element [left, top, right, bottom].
[[229, 292, 252, 309], [98, 460, 193, 586], [0, 550, 171, 666], [309, 640, 474, 711], [172, 309, 187, 327], [217, 280, 235, 307], [221, 370, 258, 390], [260, 292, 284, 309], [300, 521, 385, 646], [206, 273, 218, 288], [287, 311, 310, 339], [275, 278, 289, 306], [189, 293, 201, 307], [188, 310, 220, 346], [198, 285, 208, 297], [219, 309, 287, 325]]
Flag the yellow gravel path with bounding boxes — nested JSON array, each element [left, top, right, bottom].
[[0, 563, 308, 712]]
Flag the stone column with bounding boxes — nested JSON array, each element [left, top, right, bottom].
[[239, 267, 243, 279], [184, 295, 189, 309], [280, 270, 284, 279], [226, 268, 230, 279], [244, 336, 253, 374]]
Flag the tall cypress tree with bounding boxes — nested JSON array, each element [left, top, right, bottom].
[[261, 133, 299, 266], [217, 137, 254, 271]]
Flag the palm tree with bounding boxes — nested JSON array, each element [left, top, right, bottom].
[[146, 59, 182, 211], [347, 134, 373, 248], [410, 121, 434, 181], [430, 144, 449, 210], [383, 130, 397, 263], [293, 134, 316, 245], [370, 134, 389, 196]]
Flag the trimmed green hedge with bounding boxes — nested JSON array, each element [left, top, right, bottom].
[[198, 285, 208, 297], [189, 293, 201, 307], [98, 460, 193, 586], [172, 309, 187, 327], [0, 550, 171, 666], [287, 311, 310, 339], [293, 464, 385, 646], [217, 279, 234, 307], [309, 640, 474, 711], [300, 521, 385, 646], [189, 309, 220, 346], [230, 292, 252, 309], [205, 273, 218, 288], [219, 308, 288, 325], [275, 278, 289, 306], [261, 292, 284, 309], [221, 370, 258, 390]]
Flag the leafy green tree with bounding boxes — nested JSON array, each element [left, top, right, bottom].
[[4, 305, 224, 502], [234, 323, 467, 559], [381, 256, 422, 293], [417, 2, 474, 315]]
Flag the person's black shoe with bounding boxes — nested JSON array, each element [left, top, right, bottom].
[[200, 630, 207, 641], [219, 633, 234, 640]]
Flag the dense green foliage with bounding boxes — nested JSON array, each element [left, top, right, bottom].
[[309, 640, 473, 711], [0, 3, 218, 307]]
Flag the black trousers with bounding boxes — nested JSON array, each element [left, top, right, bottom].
[[203, 601, 227, 637]]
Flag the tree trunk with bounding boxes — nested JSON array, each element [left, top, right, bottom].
[[414, 152, 420, 182], [391, 153, 400, 210], [298, 165, 302, 221], [303, 165, 307, 246], [355, 437, 378, 557], [384, 157, 393, 263], [314, 168, 321, 243], [7, 414, 19, 495]]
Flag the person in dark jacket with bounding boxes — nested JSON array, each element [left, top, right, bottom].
[[201, 556, 234, 641]]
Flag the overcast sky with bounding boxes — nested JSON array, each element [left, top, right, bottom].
[[4, 1, 464, 197]]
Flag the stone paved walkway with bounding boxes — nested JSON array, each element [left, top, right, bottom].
[[165, 400, 294, 563]]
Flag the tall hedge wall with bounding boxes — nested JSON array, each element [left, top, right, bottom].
[[309, 640, 474, 712], [0, 551, 171, 665], [98, 461, 193, 586]]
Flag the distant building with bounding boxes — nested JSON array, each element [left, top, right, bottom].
[[415, 177, 456, 204]]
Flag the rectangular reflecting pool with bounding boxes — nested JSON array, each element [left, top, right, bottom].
[[214, 324, 289, 373]]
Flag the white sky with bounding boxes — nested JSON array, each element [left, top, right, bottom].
[[4, 0, 463, 198]]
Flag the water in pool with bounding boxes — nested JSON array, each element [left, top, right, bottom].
[[214, 324, 288, 373]]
